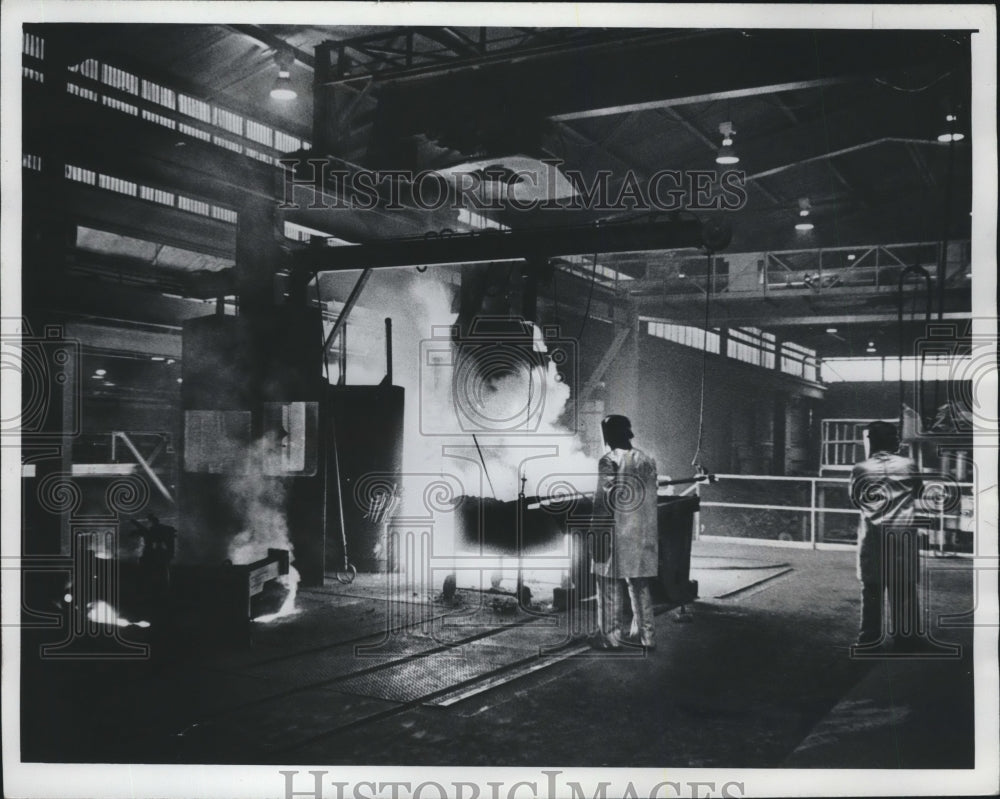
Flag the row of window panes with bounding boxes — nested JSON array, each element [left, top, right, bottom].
[[142, 79, 176, 109], [23, 32, 45, 59], [727, 339, 775, 368], [23, 66, 44, 82], [67, 83, 99, 102], [140, 186, 175, 207], [101, 64, 139, 95], [177, 196, 211, 216], [142, 109, 177, 130], [821, 356, 969, 383], [457, 208, 510, 231], [22, 154, 43, 171], [211, 207, 238, 223], [245, 148, 276, 165], [730, 327, 776, 347], [102, 96, 139, 116], [68, 59, 100, 80], [646, 322, 721, 354], [98, 174, 138, 197], [65, 57, 307, 157], [64, 162, 236, 225]]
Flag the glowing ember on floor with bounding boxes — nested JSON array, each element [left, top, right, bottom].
[[86, 600, 150, 628]]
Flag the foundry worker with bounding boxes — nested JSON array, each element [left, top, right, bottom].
[[591, 414, 660, 650], [131, 513, 176, 568], [849, 421, 923, 649], [130, 513, 176, 617]]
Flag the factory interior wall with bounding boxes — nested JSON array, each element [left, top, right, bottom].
[[635, 333, 821, 479], [821, 380, 969, 421]]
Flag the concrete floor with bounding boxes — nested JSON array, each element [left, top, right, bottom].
[[20, 540, 975, 768]]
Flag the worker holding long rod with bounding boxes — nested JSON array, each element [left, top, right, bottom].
[[591, 415, 660, 651]]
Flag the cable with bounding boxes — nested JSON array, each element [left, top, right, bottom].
[[897, 265, 932, 429], [472, 434, 497, 500], [873, 71, 954, 94], [576, 248, 599, 342], [313, 270, 329, 382], [691, 251, 713, 468], [551, 267, 560, 328]]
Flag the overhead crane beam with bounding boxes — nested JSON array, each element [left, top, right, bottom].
[[292, 217, 725, 274]]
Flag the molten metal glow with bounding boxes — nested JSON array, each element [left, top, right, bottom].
[[86, 600, 149, 628]]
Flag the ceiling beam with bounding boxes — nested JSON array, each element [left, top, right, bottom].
[[64, 321, 182, 357], [658, 107, 784, 206], [544, 30, 967, 122], [632, 285, 971, 323], [294, 219, 709, 273], [225, 24, 315, 68], [745, 137, 966, 182]]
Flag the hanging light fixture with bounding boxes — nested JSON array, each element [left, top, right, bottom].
[[795, 198, 814, 231], [715, 121, 740, 165], [937, 113, 965, 143], [270, 50, 297, 101]]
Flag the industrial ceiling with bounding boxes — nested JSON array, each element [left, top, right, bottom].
[[22, 24, 974, 372]]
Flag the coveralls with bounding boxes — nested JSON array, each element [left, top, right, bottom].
[[592, 446, 659, 647], [849, 451, 923, 644]]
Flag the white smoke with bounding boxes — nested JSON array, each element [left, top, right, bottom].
[[224, 436, 300, 617], [325, 269, 597, 567]]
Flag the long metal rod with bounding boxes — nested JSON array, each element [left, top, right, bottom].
[[746, 137, 966, 182], [471, 435, 497, 500], [328, 414, 350, 571], [384, 317, 393, 385], [114, 432, 174, 504], [324, 268, 372, 352]]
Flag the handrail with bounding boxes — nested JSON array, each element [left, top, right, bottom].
[[700, 473, 974, 549]]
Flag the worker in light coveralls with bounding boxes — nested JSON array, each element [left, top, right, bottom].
[[591, 414, 659, 650], [849, 421, 923, 649]]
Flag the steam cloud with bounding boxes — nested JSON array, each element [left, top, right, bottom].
[[224, 436, 300, 617], [323, 269, 597, 563]]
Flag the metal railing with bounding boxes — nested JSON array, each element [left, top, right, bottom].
[[696, 473, 975, 552]]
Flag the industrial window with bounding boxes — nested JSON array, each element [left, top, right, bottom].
[[23, 31, 45, 59], [274, 131, 302, 153], [64, 159, 237, 225], [60, 57, 307, 172], [68, 59, 100, 80], [141, 109, 177, 130], [246, 120, 274, 147], [67, 83, 99, 102], [65, 164, 97, 185], [101, 64, 139, 95], [102, 96, 139, 116], [212, 136, 243, 154], [178, 94, 212, 123], [98, 174, 138, 197], [727, 327, 776, 368], [178, 123, 212, 142], [558, 253, 633, 285], [245, 148, 276, 165], [211, 206, 238, 224], [781, 341, 818, 380], [213, 107, 244, 136], [457, 208, 510, 231], [283, 221, 354, 244], [141, 79, 176, 110], [646, 321, 721, 354], [139, 185, 175, 207], [22, 66, 44, 82], [22, 154, 42, 171], [177, 196, 211, 217], [821, 356, 969, 383]]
